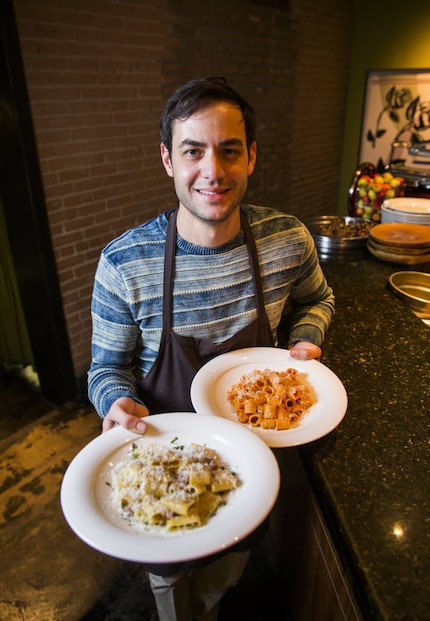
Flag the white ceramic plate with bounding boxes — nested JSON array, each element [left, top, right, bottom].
[[383, 197, 430, 215], [191, 347, 348, 448], [60, 412, 280, 564], [381, 210, 430, 225]]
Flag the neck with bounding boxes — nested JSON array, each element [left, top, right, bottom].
[[176, 207, 241, 247]]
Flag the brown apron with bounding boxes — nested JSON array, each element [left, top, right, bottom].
[[138, 208, 274, 413], [138, 208, 275, 576]]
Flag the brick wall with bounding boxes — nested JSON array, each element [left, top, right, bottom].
[[13, 0, 352, 383]]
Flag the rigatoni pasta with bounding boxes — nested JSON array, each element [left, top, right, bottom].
[[227, 367, 315, 430], [110, 440, 240, 531]]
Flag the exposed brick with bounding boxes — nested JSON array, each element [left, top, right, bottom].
[[13, 0, 352, 379]]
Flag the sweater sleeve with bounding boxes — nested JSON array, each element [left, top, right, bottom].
[[87, 253, 144, 418], [284, 227, 335, 347]]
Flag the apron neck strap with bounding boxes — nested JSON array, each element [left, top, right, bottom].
[[162, 209, 178, 330], [239, 210, 266, 316]]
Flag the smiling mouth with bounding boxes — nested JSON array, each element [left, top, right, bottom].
[[196, 188, 229, 196]]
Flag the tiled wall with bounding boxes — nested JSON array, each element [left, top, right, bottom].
[[13, 0, 352, 381]]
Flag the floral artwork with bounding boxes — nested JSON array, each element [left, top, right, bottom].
[[359, 70, 430, 171]]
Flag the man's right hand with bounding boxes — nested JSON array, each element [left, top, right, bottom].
[[102, 396, 149, 434]]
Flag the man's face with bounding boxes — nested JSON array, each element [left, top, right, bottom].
[[160, 102, 256, 225]]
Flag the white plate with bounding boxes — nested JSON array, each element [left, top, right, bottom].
[[60, 412, 280, 564], [191, 347, 348, 448], [383, 197, 430, 215], [381, 211, 430, 225]]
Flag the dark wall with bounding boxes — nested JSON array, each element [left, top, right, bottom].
[[7, 0, 352, 388]]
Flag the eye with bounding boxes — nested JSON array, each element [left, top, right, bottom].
[[184, 148, 202, 159], [222, 148, 242, 159]]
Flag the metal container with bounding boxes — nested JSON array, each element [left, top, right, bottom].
[[388, 271, 430, 326], [306, 216, 374, 259]]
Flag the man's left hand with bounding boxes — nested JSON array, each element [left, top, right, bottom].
[[289, 341, 321, 360]]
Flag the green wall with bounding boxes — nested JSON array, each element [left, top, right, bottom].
[[337, 0, 430, 213]]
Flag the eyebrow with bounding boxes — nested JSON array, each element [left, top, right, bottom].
[[178, 138, 245, 149]]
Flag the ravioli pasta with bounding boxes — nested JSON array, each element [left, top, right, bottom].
[[227, 367, 315, 430], [110, 441, 240, 531]]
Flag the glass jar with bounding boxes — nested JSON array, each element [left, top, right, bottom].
[[348, 162, 405, 222]]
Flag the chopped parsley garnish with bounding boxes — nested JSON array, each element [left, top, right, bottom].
[[170, 436, 184, 450]]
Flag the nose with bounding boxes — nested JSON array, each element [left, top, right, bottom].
[[201, 152, 225, 180]]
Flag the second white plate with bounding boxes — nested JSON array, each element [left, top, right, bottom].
[[191, 347, 348, 447]]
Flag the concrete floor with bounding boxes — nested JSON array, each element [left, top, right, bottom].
[[0, 367, 285, 621], [0, 367, 158, 620]]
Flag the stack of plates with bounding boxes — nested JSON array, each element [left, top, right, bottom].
[[382, 197, 430, 225], [367, 222, 430, 265], [306, 216, 374, 259]]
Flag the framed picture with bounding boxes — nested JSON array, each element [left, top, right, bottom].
[[359, 69, 430, 169]]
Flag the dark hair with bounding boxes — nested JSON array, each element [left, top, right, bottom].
[[160, 77, 256, 154]]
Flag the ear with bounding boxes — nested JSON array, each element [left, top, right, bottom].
[[247, 141, 257, 176], [160, 143, 174, 177]]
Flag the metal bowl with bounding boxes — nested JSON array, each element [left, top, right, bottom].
[[388, 271, 430, 318], [306, 216, 374, 257]]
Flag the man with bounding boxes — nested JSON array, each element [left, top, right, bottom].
[[88, 77, 335, 621]]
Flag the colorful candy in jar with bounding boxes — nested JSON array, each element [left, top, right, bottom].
[[354, 172, 404, 222]]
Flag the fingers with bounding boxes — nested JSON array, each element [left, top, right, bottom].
[[289, 342, 321, 361], [102, 397, 149, 434]]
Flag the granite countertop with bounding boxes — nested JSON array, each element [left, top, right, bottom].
[[300, 252, 430, 621]]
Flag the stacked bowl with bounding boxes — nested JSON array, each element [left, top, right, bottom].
[[381, 197, 430, 226], [367, 222, 430, 265]]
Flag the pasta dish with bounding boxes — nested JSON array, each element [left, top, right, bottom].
[[227, 367, 315, 430], [110, 440, 240, 531]]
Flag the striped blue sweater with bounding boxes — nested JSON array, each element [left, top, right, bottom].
[[88, 204, 335, 417]]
